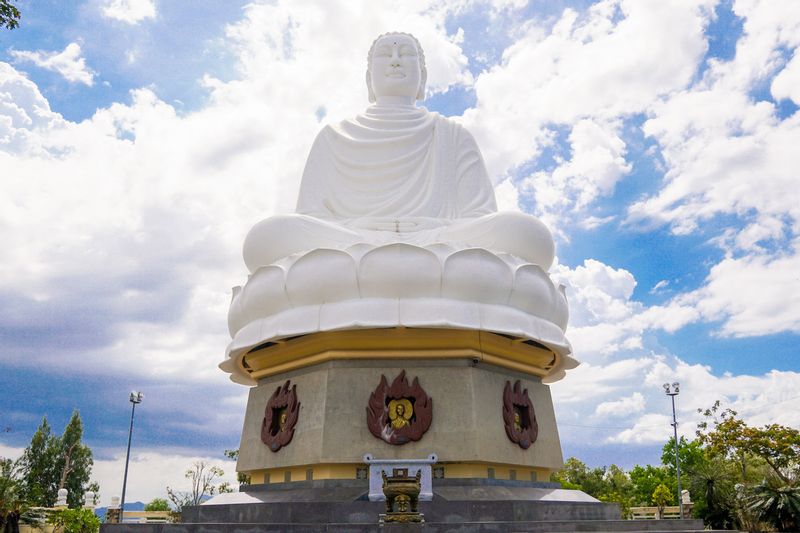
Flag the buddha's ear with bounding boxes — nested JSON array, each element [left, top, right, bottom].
[[416, 67, 427, 101], [366, 70, 376, 103]]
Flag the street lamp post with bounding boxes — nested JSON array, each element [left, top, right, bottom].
[[663, 382, 683, 519], [120, 391, 143, 523]]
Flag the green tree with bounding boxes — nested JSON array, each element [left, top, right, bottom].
[[17, 412, 97, 508], [57, 412, 94, 508], [661, 436, 706, 478], [652, 483, 673, 518], [629, 464, 674, 506], [550, 457, 608, 497], [17, 417, 59, 506], [143, 498, 170, 512], [0, 0, 20, 30], [551, 458, 634, 515], [696, 401, 800, 484]]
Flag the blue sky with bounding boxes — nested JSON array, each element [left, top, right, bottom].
[[1, 0, 799, 504]]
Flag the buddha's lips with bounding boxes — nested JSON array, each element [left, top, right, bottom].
[[386, 70, 406, 78]]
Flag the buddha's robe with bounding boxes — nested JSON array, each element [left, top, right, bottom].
[[243, 106, 555, 272], [296, 105, 495, 220]]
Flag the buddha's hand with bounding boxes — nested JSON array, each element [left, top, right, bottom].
[[345, 217, 447, 232]]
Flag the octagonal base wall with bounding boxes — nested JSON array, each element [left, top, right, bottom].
[[237, 357, 564, 481]]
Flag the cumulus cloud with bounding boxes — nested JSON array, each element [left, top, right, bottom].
[[0, 0, 479, 410], [90, 449, 239, 505], [463, 0, 712, 173], [101, 0, 157, 24], [524, 119, 631, 233], [552, 259, 698, 361], [494, 177, 521, 211], [9, 43, 96, 86], [771, 49, 800, 104], [595, 392, 646, 417], [553, 353, 800, 446], [628, 1, 800, 236], [674, 241, 800, 337]]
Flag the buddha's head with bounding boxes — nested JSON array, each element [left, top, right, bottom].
[[366, 32, 427, 103]]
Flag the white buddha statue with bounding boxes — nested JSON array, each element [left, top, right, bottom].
[[242, 32, 555, 273]]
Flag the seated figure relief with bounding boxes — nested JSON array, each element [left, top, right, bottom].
[[242, 31, 555, 272]]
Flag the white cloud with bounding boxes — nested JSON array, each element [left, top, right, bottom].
[[463, 0, 713, 175], [0, 0, 475, 386], [595, 392, 646, 417], [553, 354, 800, 446], [0, 442, 24, 461], [552, 259, 698, 360], [102, 0, 157, 24], [90, 450, 239, 506], [771, 49, 800, 104], [523, 118, 631, 233], [628, 1, 800, 237], [674, 240, 800, 337], [494, 177, 521, 211], [650, 279, 669, 294], [10, 43, 96, 86], [0, 63, 65, 153]]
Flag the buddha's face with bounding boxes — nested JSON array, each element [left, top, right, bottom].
[[396, 404, 405, 416], [368, 34, 423, 102]]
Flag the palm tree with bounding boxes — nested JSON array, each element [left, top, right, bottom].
[[746, 476, 800, 532], [687, 457, 736, 529], [0, 459, 23, 533]]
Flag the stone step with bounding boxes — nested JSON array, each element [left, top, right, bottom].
[[102, 518, 709, 533], [182, 499, 622, 524]]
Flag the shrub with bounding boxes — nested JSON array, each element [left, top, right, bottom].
[[49, 508, 100, 533]]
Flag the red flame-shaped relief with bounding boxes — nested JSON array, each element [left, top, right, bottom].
[[261, 380, 300, 452], [502, 380, 538, 449], [366, 370, 433, 445]]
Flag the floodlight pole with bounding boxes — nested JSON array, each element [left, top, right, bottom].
[[120, 391, 143, 523], [663, 382, 684, 519]]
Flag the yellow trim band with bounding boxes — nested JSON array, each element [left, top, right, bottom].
[[245, 462, 552, 484], [242, 328, 558, 380]]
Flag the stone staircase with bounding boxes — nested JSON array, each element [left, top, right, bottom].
[[101, 480, 715, 533]]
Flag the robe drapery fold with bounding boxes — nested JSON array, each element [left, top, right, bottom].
[[296, 105, 497, 220]]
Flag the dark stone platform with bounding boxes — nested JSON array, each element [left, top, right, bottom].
[[102, 479, 708, 533]]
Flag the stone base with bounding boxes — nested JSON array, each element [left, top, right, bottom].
[[101, 479, 708, 532], [186, 479, 615, 524], [238, 358, 564, 480]]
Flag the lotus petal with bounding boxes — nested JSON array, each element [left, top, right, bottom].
[[285, 249, 358, 306], [510, 264, 554, 317], [239, 265, 290, 326], [359, 244, 441, 298], [443, 249, 513, 304]]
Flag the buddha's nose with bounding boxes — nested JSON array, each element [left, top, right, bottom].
[[390, 44, 400, 66]]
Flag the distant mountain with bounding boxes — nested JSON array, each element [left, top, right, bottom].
[[94, 501, 145, 521]]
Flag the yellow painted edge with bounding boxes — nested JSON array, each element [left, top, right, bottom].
[[243, 462, 553, 483], [243, 328, 557, 380]]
